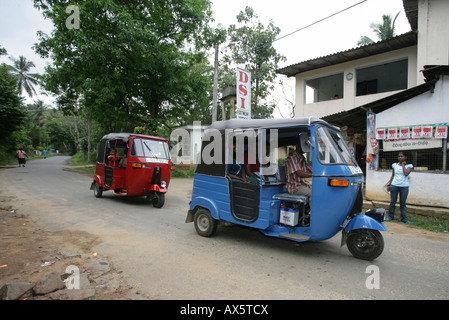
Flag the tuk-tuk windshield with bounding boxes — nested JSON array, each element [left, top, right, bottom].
[[131, 138, 170, 159], [316, 126, 357, 165]]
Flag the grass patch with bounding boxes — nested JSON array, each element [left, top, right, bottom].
[[171, 166, 195, 178], [404, 212, 449, 233], [71, 152, 96, 166]]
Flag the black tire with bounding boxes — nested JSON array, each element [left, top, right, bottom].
[[151, 192, 165, 208], [93, 181, 103, 198], [193, 208, 218, 237], [346, 229, 384, 260]]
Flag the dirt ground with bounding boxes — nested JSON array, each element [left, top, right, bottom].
[[0, 194, 146, 300]]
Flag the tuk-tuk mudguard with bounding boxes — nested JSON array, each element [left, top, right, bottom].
[[92, 175, 103, 188], [188, 197, 220, 220], [345, 214, 387, 233], [149, 184, 167, 193]]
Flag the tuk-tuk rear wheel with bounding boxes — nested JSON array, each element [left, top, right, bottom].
[[194, 208, 217, 237], [346, 229, 384, 261], [93, 181, 103, 198]]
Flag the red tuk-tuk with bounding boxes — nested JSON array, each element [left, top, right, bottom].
[[90, 133, 172, 208]]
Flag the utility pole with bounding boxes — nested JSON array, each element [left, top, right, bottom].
[[212, 43, 219, 123]]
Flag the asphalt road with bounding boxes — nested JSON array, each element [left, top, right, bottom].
[[1, 156, 448, 300]]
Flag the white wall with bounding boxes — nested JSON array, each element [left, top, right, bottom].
[[417, 0, 449, 83], [376, 76, 449, 128], [366, 170, 449, 208], [366, 75, 449, 208]]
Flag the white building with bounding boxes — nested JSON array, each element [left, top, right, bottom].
[[277, 0, 449, 208]]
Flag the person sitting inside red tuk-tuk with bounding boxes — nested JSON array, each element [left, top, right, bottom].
[[108, 149, 118, 167]]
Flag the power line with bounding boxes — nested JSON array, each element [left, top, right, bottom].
[[274, 0, 367, 43]]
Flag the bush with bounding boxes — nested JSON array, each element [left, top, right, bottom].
[[71, 151, 96, 166], [171, 166, 194, 178]]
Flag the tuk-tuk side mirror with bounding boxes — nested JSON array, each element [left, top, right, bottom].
[[299, 133, 312, 152]]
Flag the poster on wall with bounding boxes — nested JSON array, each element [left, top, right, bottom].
[[412, 126, 422, 139], [376, 128, 385, 140], [422, 126, 433, 138], [399, 127, 410, 139], [387, 128, 398, 140], [366, 113, 378, 170], [435, 126, 448, 139]]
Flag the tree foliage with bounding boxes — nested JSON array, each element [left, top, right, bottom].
[[0, 63, 26, 143], [221, 6, 285, 119], [33, 0, 215, 135], [357, 12, 401, 46], [7, 56, 40, 97]]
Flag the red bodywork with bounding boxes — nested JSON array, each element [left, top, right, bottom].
[[92, 133, 172, 197]]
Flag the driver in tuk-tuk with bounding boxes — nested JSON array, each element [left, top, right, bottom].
[[285, 139, 313, 197]]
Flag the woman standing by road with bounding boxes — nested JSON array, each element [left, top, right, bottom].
[[385, 151, 413, 223], [16, 147, 28, 167]]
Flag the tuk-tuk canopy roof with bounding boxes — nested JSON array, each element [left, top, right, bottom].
[[100, 133, 168, 144], [97, 133, 168, 164], [206, 117, 329, 132]]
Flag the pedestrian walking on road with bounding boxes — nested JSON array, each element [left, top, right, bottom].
[[16, 147, 28, 167], [384, 151, 413, 223]]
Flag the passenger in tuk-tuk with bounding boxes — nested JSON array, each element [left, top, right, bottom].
[[108, 149, 118, 167], [227, 142, 250, 183], [244, 140, 273, 184], [118, 148, 128, 167], [285, 139, 313, 197]]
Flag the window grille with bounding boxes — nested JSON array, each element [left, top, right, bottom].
[[378, 141, 448, 172]]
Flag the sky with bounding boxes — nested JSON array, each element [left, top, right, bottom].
[[0, 0, 411, 116]]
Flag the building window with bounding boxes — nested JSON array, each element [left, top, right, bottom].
[[356, 59, 408, 96], [305, 73, 343, 103], [378, 145, 448, 172]]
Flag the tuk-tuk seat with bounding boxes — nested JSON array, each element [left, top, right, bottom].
[[272, 193, 308, 205]]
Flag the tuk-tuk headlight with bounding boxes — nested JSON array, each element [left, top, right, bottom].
[[161, 180, 167, 188]]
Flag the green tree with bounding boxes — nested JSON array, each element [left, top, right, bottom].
[[27, 100, 48, 146], [7, 56, 40, 97], [357, 12, 401, 46], [34, 0, 215, 134], [221, 6, 285, 119], [0, 63, 26, 145]]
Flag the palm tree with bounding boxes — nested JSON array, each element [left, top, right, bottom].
[[28, 100, 48, 146], [7, 56, 40, 97], [357, 12, 400, 46]]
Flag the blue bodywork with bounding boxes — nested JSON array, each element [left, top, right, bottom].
[[187, 122, 386, 243]]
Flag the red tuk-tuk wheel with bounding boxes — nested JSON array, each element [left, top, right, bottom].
[[93, 181, 103, 198], [148, 192, 165, 208], [194, 208, 217, 237]]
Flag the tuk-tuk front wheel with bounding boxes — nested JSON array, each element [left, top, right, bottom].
[[148, 192, 165, 208], [346, 229, 384, 261], [194, 208, 217, 237], [93, 181, 103, 198]]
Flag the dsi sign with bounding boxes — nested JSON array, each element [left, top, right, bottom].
[[236, 68, 251, 119]]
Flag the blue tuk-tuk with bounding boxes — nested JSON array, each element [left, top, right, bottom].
[[186, 117, 386, 260]]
